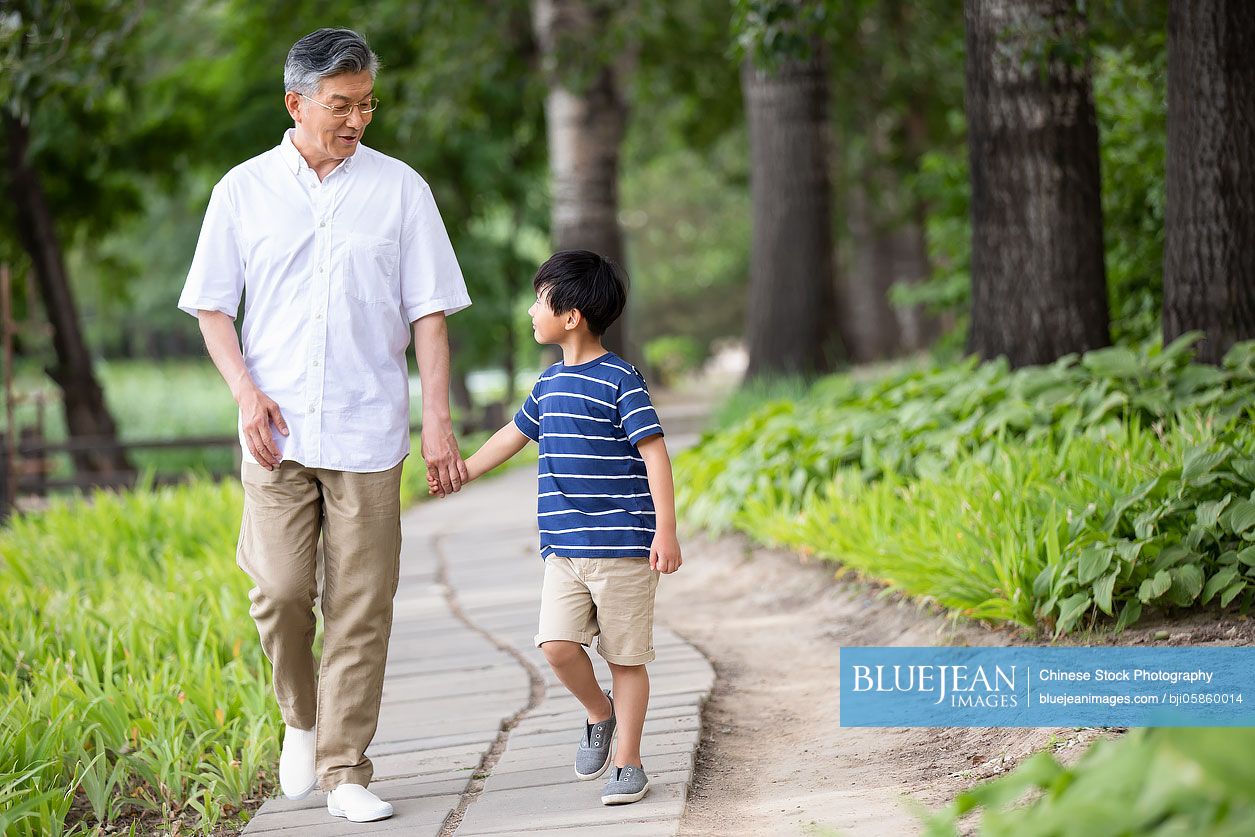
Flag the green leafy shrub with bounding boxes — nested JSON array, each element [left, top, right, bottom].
[[1093, 44, 1167, 344], [745, 419, 1253, 633], [921, 728, 1255, 836], [679, 336, 1253, 534], [677, 337, 1255, 634], [707, 374, 812, 433], [644, 335, 706, 387]]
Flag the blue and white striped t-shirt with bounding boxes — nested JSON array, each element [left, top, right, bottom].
[[513, 352, 664, 560]]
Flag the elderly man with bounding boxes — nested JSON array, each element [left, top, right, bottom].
[[178, 28, 470, 823]]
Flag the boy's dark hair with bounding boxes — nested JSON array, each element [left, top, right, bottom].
[[533, 250, 627, 336]]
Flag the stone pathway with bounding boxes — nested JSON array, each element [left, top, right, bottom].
[[243, 400, 715, 835]]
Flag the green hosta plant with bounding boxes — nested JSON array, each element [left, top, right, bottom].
[[920, 728, 1255, 836], [678, 336, 1255, 635], [739, 418, 1252, 635], [1033, 439, 1255, 635], [677, 335, 1255, 534]]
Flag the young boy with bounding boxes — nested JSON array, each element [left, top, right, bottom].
[[429, 249, 682, 805]]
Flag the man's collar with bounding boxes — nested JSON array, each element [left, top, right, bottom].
[[279, 129, 306, 175], [279, 128, 356, 176]]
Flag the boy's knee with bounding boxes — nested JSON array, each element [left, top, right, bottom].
[[540, 640, 584, 667], [607, 661, 647, 675]]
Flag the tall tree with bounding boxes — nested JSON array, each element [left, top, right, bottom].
[[830, 0, 956, 362], [1163, 0, 1255, 364], [738, 0, 839, 379], [0, 1, 151, 475], [531, 0, 634, 356], [841, 172, 906, 362], [963, 0, 1110, 367]]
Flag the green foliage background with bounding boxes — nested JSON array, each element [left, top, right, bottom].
[[677, 337, 1255, 635], [6, 2, 1246, 836]]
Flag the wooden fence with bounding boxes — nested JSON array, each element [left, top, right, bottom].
[[0, 430, 242, 523], [0, 262, 240, 522]]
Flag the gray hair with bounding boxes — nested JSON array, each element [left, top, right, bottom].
[[283, 28, 379, 95]]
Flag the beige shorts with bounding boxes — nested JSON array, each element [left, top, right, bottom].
[[535, 555, 659, 666]]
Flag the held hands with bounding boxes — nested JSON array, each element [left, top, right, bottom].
[[426, 469, 473, 496], [422, 419, 469, 497], [650, 530, 683, 574]]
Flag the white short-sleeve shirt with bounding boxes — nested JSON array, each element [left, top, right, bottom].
[[178, 129, 471, 472]]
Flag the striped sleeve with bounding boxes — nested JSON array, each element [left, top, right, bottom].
[[513, 378, 542, 442], [617, 370, 664, 445]]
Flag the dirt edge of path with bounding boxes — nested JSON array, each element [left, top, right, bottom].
[[656, 533, 1254, 837]]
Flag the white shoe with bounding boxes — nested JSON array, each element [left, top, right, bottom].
[[327, 783, 394, 823], [278, 725, 316, 800]]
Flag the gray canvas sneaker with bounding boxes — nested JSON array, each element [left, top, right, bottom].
[[574, 690, 616, 780], [601, 764, 650, 805]]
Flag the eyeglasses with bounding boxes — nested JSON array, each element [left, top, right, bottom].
[[299, 93, 379, 118]]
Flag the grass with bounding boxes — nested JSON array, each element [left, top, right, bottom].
[[0, 480, 273, 835], [0, 424, 535, 835]]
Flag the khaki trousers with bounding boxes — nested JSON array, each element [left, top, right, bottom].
[[238, 460, 403, 790]]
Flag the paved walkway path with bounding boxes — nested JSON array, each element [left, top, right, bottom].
[[243, 401, 715, 836]]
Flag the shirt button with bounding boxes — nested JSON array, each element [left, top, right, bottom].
[[313, 360, 320, 367], [319, 220, 326, 227], [308, 406, 316, 414], [315, 312, 324, 320]]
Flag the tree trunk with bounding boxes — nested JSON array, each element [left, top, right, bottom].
[[742, 48, 840, 379], [884, 0, 942, 354], [891, 207, 939, 353], [963, 0, 1110, 367], [1163, 0, 1255, 364], [4, 111, 131, 476], [531, 0, 633, 357], [840, 175, 903, 362], [896, 99, 943, 353]]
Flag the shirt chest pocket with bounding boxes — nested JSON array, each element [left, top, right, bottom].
[[344, 233, 400, 305]]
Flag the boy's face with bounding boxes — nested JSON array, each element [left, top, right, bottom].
[[528, 287, 577, 344]]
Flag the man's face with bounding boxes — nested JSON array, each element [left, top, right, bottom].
[[286, 70, 375, 163]]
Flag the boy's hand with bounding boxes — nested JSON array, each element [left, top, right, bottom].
[[650, 531, 682, 574], [429, 468, 476, 496]]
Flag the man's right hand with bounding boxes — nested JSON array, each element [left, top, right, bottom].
[[237, 382, 289, 470]]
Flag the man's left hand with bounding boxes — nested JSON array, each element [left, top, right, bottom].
[[422, 419, 468, 496]]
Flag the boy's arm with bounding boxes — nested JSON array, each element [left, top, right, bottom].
[[637, 434, 682, 574], [466, 423, 531, 482]]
